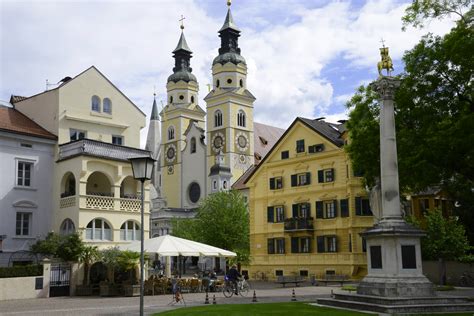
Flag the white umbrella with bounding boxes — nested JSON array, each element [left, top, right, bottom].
[[120, 235, 236, 258]]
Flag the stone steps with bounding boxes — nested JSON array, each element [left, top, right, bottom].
[[334, 293, 469, 305], [317, 296, 474, 314]]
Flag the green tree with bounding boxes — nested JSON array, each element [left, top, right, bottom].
[[117, 250, 140, 283], [346, 6, 474, 241], [100, 247, 121, 283], [31, 232, 85, 262], [407, 209, 471, 284], [79, 245, 100, 285], [172, 190, 250, 265], [402, 0, 472, 29]]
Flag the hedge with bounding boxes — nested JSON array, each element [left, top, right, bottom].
[[0, 265, 43, 278]]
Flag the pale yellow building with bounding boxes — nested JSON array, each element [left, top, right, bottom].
[[12, 66, 151, 249], [243, 117, 375, 280]]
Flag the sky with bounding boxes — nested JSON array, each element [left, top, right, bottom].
[[0, 0, 456, 148]]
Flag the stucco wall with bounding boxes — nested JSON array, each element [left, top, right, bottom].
[[0, 132, 55, 266]]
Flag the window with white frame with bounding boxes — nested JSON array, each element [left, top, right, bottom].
[[60, 218, 75, 236], [324, 201, 336, 218], [103, 98, 112, 114], [112, 135, 123, 145], [120, 221, 140, 241], [86, 219, 112, 240], [214, 110, 223, 127], [190, 137, 196, 153], [17, 160, 33, 187], [91, 95, 101, 112], [237, 110, 246, 127], [275, 206, 285, 222], [70, 129, 86, 141], [16, 212, 31, 236], [168, 126, 175, 140]]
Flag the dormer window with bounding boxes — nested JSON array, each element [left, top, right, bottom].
[[215, 110, 223, 127], [168, 126, 175, 140], [237, 110, 246, 127], [103, 98, 112, 114], [91, 95, 100, 112]]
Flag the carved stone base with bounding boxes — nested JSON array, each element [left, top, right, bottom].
[[357, 275, 435, 297]]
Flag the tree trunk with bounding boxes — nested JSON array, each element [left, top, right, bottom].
[[438, 258, 447, 285]]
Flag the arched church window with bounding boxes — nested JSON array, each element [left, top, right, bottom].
[[168, 126, 175, 140], [170, 96, 173, 103], [215, 110, 223, 127], [237, 110, 246, 127], [188, 182, 201, 203], [191, 96, 195, 103], [216, 79, 220, 88], [190, 137, 196, 154], [239, 79, 243, 88]]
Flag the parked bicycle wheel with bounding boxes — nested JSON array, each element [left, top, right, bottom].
[[222, 284, 234, 298], [239, 282, 250, 297]]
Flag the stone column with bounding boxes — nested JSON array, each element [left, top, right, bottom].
[[40, 258, 51, 298], [371, 77, 403, 221]]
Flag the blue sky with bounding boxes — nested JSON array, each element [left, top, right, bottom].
[[0, 0, 455, 147]]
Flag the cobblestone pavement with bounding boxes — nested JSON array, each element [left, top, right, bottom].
[[0, 283, 472, 316]]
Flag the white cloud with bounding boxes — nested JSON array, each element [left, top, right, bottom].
[[0, 0, 456, 148]]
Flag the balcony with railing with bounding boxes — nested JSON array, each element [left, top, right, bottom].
[[284, 217, 314, 232]]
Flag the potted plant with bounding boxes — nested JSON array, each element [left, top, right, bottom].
[[117, 250, 141, 297], [99, 247, 121, 297]]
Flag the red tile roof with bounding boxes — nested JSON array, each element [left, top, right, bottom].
[[0, 106, 57, 140]]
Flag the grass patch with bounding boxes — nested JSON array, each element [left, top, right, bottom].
[[436, 285, 455, 291], [153, 302, 372, 315], [341, 285, 357, 292]]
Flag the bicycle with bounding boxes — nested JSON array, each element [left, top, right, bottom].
[[222, 276, 250, 297]]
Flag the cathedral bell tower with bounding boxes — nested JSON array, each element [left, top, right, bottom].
[[160, 21, 206, 208], [205, 0, 256, 190]]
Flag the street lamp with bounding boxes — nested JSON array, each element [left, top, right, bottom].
[[129, 156, 155, 316]]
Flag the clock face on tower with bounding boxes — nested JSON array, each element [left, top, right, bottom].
[[211, 132, 225, 153], [165, 144, 177, 163], [235, 131, 249, 152]]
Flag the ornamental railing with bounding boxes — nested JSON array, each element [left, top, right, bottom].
[[284, 217, 314, 231]]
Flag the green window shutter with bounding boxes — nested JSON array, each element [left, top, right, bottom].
[[330, 168, 335, 181], [317, 236, 325, 253], [334, 237, 338, 252], [306, 172, 311, 185], [267, 239, 275, 254], [340, 199, 349, 217], [267, 206, 274, 223], [269, 178, 275, 190], [355, 197, 362, 215], [291, 174, 297, 187], [318, 170, 324, 183], [316, 201, 323, 218], [291, 237, 299, 253], [292, 204, 298, 218], [306, 203, 311, 218], [333, 200, 338, 217]]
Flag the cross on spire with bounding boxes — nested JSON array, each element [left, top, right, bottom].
[[179, 15, 185, 30], [380, 38, 386, 48]]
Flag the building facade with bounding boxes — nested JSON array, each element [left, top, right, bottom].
[[244, 117, 374, 280], [0, 104, 56, 266], [12, 66, 151, 249]]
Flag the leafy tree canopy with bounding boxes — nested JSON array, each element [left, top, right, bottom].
[[172, 190, 250, 264], [30, 232, 85, 262], [408, 209, 471, 260], [402, 0, 473, 29]]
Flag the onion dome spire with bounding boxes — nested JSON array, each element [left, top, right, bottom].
[[213, 0, 246, 65], [167, 16, 197, 83]]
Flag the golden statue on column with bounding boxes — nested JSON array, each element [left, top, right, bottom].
[[377, 39, 394, 77]]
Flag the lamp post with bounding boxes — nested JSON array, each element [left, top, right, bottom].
[[129, 156, 155, 316]]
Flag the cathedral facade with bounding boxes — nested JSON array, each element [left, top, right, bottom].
[[146, 3, 284, 237]]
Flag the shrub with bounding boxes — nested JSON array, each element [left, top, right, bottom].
[[0, 265, 43, 278]]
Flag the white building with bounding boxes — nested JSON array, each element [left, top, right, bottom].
[[0, 102, 56, 266]]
